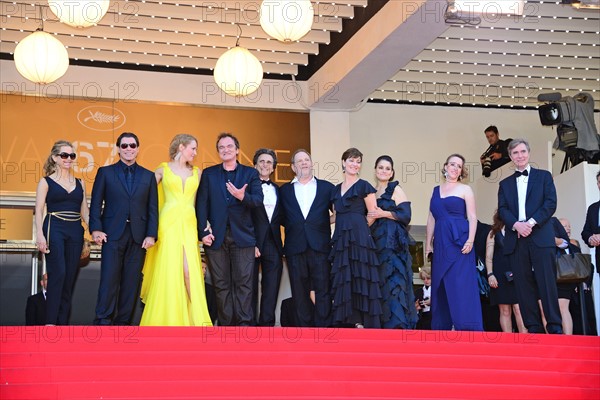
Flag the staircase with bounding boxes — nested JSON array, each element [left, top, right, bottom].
[[1, 326, 599, 399]]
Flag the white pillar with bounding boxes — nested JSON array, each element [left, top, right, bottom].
[[310, 110, 351, 186]]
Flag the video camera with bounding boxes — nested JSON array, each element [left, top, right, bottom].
[[538, 92, 600, 170]]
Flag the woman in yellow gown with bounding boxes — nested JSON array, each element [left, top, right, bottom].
[[140, 134, 212, 326]]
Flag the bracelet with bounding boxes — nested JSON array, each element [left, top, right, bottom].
[[487, 272, 494, 278]]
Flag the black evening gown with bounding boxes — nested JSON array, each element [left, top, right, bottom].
[[330, 179, 383, 328], [371, 181, 417, 329]]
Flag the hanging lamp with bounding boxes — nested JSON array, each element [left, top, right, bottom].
[[47, 0, 110, 28], [214, 26, 263, 97], [14, 7, 69, 84], [259, 0, 314, 43]]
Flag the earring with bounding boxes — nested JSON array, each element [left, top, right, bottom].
[[174, 151, 182, 161]]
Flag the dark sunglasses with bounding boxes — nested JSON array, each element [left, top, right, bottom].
[[58, 152, 77, 160], [120, 143, 138, 149]]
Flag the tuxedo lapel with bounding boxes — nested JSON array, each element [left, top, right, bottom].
[[525, 167, 537, 200], [116, 164, 130, 196], [305, 179, 321, 218], [285, 183, 305, 219], [509, 175, 519, 216], [129, 166, 143, 196]]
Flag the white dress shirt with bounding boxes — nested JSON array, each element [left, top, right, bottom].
[[516, 165, 531, 222], [291, 176, 317, 219], [422, 286, 431, 313], [261, 182, 277, 223]]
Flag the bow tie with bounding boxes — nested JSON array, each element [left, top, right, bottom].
[[261, 180, 272, 185], [515, 170, 528, 177]]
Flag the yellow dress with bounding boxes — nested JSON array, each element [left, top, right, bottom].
[[140, 163, 212, 326]]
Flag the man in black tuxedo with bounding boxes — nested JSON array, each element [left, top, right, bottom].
[[196, 133, 263, 326], [279, 149, 334, 327], [90, 132, 158, 325], [498, 138, 562, 334], [582, 171, 600, 273], [251, 148, 283, 326], [25, 273, 47, 325]]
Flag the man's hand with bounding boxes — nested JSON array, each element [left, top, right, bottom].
[[226, 181, 247, 201], [142, 236, 155, 249], [589, 233, 600, 247], [202, 233, 215, 247], [513, 221, 533, 238], [92, 230, 107, 245]]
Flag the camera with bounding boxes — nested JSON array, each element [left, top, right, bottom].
[[537, 92, 600, 171], [481, 155, 493, 178]]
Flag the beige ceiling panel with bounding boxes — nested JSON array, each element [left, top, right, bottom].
[[427, 39, 597, 57], [442, 28, 600, 45]]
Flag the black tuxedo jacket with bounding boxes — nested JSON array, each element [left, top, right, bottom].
[[251, 182, 283, 255], [25, 292, 46, 325], [279, 178, 334, 256], [196, 163, 263, 249], [498, 167, 557, 254], [89, 161, 158, 243], [582, 200, 600, 271]]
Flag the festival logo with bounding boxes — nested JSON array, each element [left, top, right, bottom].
[[77, 106, 126, 132]]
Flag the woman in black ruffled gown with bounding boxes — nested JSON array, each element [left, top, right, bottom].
[[330, 148, 383, 328], [368, 155, 417, 329]]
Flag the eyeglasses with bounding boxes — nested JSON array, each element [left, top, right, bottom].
[[120, 143, 138, 149], [58, 153, 77, 160], [217, 144, 235, 151]]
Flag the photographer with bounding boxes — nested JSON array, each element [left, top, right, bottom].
[[480, 126, 510, 177]]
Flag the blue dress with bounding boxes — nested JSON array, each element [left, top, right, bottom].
[[429, 186, 483, 331], [42, 177, 84, 325], [371, 181, 417, 329], [330, 179, 382, 328]]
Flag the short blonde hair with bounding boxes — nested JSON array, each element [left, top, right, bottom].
[[419, 266, 431, 280]]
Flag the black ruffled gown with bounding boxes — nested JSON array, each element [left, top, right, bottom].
[[371, 181, 418, 329], [329, 179, 383, 328]]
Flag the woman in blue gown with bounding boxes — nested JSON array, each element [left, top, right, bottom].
[[425, 154, 483, 331], [330, 148, 382, 328], [368, 155, 417, 329]]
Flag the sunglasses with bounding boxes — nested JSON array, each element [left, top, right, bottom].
[[120, 143, 138, 149], [58, 152, 77, 160]]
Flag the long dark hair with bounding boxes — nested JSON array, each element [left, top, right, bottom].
[[490, 209, 505, 236]]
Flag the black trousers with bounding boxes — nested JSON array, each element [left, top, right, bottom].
[[94, 225, 145, 325], [43, 218, 83, 325], [286, 249, 331, 327], [511, 236, 562, 333], [253, 234, 283, 326], [205, 229, 255, 326]]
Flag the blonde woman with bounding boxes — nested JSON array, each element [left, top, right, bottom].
[[35, 140, 88, 325], [425, 154, 482, 331], [140, 134, 212, 326]]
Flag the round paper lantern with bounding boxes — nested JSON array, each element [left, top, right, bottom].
[[48, 0, 110, 28], [14, 30, 69, 84], [214, 46, 264, 97], [260, 0, 313, 43]]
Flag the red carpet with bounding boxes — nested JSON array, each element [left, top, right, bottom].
[[1, 327, 599, 399]]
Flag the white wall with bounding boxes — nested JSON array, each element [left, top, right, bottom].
[[555, 162, 600, 255], [347, 103, 599, 225]]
